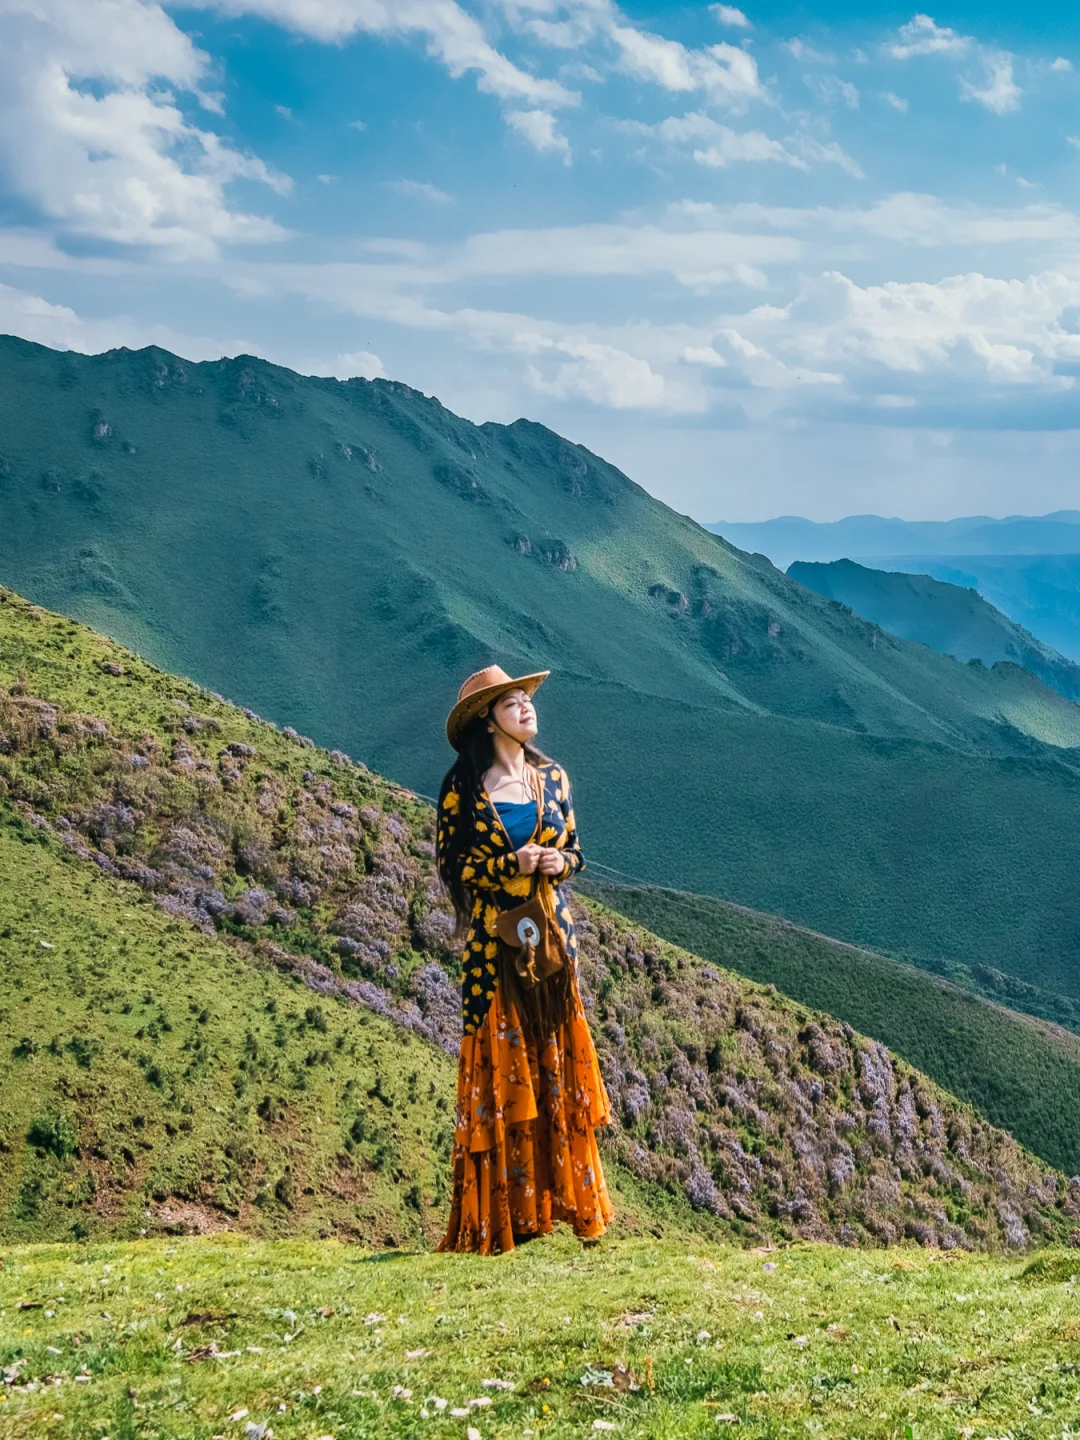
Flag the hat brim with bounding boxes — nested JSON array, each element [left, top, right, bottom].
[[446, 670, 550, 749]]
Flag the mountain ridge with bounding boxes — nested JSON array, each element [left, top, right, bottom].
[[788, 558, 1080, 706]]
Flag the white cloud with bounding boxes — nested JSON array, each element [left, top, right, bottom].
[[385, 179, 452, 202], [317, 173, 336, 184], [886, 13, 1022, 114], [196, 0, 578, 107], [609, 27, 762, 106], [275, 103, 295, 120], [1051, 56, 1073, 73], [495, 0, 765, 107], [450, 215, 795, 286], [507, 108, 571, 160], [745, 268, 1080, 388], [960, 53, 1021, 115], [349, 118, 368, 130], [710, 5, 750, 29], [692, 128, 805, 169], [0, 0, 289, 257], [623, 111, 863, 178], [0, 277, 249, 357], [334, 349, 385, 379], [883, 91, 909, 112], [784, 37, 836, 64], [888, 14, 969, 60], [0, 279, 115, 351], [806, 74, 860, 108], [522, 335, 667, 409]]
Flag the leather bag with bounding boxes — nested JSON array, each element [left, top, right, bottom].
[[494, 765, 566, 990]]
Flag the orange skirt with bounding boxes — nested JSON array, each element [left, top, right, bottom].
[[437, 973, 614, 1255]]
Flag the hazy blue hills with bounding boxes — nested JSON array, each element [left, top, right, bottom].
[[709, 514, 1080, 664], [789, 559, 1080, 705], [708, 512, 1080, 569], [3, 334, 1080, 1001], [873, 555, 1080, 666]]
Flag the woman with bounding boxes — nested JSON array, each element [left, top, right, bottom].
[[435, 663, 613, 1255]]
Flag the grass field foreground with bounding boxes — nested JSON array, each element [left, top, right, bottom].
[[2, 1234, 1080, 1439]]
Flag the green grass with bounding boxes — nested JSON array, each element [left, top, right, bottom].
[[3, 335, 1080, 996], [3, 1233, 1080, 1438], [0, 823, 459, 1248]]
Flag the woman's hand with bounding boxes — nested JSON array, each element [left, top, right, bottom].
[[537, 847, 568, 878], [515, 842, 544, 874]]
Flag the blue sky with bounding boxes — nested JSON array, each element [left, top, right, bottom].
[[3, 2, 1080, 521]]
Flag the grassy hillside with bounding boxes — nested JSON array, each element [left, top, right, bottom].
[[4, 1234, 1080, 1440], [0, 826, 458, 1248], [3, 338, 1080, 992], [580, 877, 1080, 1173], [2, 587, 1078, 1250], [788, 558, 1080, 704]]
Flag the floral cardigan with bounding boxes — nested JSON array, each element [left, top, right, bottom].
[[438, 761, 586, 1035]]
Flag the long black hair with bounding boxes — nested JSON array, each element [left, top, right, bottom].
[[437, 707, 552, 943]]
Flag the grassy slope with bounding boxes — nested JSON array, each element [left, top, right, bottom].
[[788, 558, 1080, 704], [2, 587, 1078, 1248], [3, 1233, 1080, 1439], [0, 823, 460, 1248], [580, 879, 1080, 1175], [1, 338, 1080, 994]]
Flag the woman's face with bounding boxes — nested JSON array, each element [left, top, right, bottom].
[[487, 687, 538, 744]]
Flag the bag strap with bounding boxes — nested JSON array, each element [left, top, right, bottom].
[[527, 762, 544, 899]]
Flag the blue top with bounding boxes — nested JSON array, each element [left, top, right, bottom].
[[493, 799, 538, 850]]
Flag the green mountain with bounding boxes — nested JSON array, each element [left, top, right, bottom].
[[788, 559, 1080, 705], [705, 514, 1080, 663], [3, 335, 1080, 1002], [3, 587, 1079, 1251], [867, 554, 1080, 666]]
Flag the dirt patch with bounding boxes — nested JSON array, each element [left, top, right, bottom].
[[150, 1199, 233, 1235]]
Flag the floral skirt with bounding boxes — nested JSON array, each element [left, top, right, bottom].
[[437, 972, 614, 1255]]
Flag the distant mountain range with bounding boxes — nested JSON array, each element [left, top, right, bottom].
[[2, 335, 1080, 1004], [789, 559, 1080, 705], [707, 514, 1080, 663], [707, 512, 1080, 568]]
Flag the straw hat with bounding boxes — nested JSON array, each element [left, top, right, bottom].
[[446, 663, 550, 750]]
